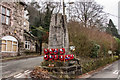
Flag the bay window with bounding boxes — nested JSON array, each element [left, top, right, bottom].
[[1, 36, 18, 52]]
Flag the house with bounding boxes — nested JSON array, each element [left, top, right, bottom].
[[0, 2, 36, 57]]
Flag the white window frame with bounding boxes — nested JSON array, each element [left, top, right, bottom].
[[25, 41, 30, 50], [1, 6, 11, 25], [1, 36, 18, 53]]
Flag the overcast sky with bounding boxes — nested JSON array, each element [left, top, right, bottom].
[[95, 0, 119, 28], [28, 0, 119, 28], [54, 0, 120, 28]]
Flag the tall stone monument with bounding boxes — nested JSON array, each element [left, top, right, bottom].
[[48, 13, 69, 53]]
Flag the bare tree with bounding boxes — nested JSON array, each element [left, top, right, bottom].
[[27, 1, 61, 13], [67, 1, 108, 29]]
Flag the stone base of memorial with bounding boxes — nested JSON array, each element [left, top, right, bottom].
[[41, 48, 82, 78]]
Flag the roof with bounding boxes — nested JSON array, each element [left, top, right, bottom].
[[24, 30, 38, 40]]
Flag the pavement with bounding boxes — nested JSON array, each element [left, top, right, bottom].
[[79, 60, 120, 80], [0, 56, 43, 79]]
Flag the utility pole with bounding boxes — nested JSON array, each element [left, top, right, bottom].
[[62, 0, 66, 65], [63, 0, 65, 15], [110, 28, 113, 61]]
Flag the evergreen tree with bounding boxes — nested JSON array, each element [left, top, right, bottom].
[[26, 2, 52, 54], [43, 4, 52, 30], [106, 19, 120, 38]]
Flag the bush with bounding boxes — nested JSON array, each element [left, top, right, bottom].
[[24, 50, 38, 55], [115, 37, 120, 56], [81, 57, 117, 74], [68, 21, 117, 58], [90, 43, 100, 58]]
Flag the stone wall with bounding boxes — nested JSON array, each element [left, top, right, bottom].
[[24, 34, 36, 51], [0, 2, 36, 56], [0, 2, 25, 41]]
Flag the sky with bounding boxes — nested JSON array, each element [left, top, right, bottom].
[[95, 0, 119, 28], [27, 0, 119, 28]]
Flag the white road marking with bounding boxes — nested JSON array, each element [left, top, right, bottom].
[[15, 74, 24, 78], [26, 71, 32, 74], [117, 75, 120, 80], [113, 70, 120, 74], [103, 64, 112, 70], [14, 73, 22, 78], [14, 70, 32, 78], [24, 70, 32, 75], [24, 70, 30, 73]]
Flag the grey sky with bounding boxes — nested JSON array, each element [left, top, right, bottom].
[[28, 0, 119, 27], [55, 0, 119, 27], [95, 0, 119, 28]]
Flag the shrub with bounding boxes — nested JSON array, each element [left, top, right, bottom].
[[90, 43, 100, 58], [81, 57, 117, 74], [24, 50, 38, 55], [115, 37, 120, 56], [68, 21, 117, 58]]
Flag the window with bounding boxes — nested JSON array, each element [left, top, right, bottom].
[[6, 16, 10, 25], [1, 40, 6, 51], [13, 41, 17, 52], [2, 7, 5, 14], [1, 6, 10, 25], [6, 9, 10, 16], [25, 41, 30, 50], [7, 40, 12, 51], [1, 15, 5, 23], [1, 36, 18, 52]]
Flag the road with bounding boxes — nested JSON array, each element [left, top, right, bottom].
[[89, 60, 120, 80], [0, 56, 120, 79], [1, 56, 43, 78]]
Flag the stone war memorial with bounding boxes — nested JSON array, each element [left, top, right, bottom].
[[48, 13, 69, 53], [44, 13, 72, 62], [42, 13, 81, 78]]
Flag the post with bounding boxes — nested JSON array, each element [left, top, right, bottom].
[[0, 39, 1, 52], [63, 0, 66, 65], [112, 53, 113, 61], [0, 39, 2, 80], [63, 0, 65, 15]]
